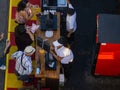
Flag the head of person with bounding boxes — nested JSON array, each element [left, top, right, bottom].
[[24, 46, 35, 56], [66, 7, 75, 16], [17, 0, 28, 12], [53, 37, 67, 48], [22, 0, 31, 8], [67, 0, 71, 3]]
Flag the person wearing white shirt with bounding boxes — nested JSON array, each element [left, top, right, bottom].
[[50, 37, 74, 80], [11, 46, 35, 83], [66, 2, 77, 45]]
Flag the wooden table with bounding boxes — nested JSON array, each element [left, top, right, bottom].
[[35, 12, 61, 89]]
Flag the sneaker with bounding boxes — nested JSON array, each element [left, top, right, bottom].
[[0, 65, 6, 70]]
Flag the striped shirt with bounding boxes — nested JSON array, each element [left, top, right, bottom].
[[12, 51, 32, 75]]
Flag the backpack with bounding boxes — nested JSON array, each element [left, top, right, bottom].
[[14, 53, 27, 81]]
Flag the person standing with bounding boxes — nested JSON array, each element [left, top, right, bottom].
[[50, 37, 74, 80], [66, 0, 77, 45], [11, 46, 35, 83], [0, 32, 10, 70]]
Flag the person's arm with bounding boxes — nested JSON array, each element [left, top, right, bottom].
[[67, 29, 74, 38], [0, 33, 11, 55], [21, 10, 33, 20], [0, 32, 4, 41], [50, 45, 63, 61], [27, 65, 32, 75], [50, 50, 63, 62], [67, 14, 76, 37], [27, 8, 34, 19], [4, 40, 11, 54], [11, 51, 18, 59], [26, 29, 34, 41]]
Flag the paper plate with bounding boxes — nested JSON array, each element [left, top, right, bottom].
[[45, 31, 53, 37]]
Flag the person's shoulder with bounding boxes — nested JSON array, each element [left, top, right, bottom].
[[62, 46, 71, 51], [12, 51, 23, 57], [16, 51, 23, 54]]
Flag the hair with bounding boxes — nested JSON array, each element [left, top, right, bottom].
[[58, 36, 68, 47], [66, 8, 75, 15], [17, 0, 28, 12], [22, 0, 29, 5]]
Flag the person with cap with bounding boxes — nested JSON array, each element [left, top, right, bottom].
[[66, 0, 77, 45], [0, 32, 11, 70], [11, 46, 35, 83], [50, 37, 74, 81]]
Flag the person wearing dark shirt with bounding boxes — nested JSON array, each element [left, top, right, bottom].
[[15, 24, 34, 51]]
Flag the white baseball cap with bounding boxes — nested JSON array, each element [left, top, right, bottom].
[[24, 46, 35, 54]]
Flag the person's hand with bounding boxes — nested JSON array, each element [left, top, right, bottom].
[[50, 45, 55, 55], [4, 40, 11, 54], [50, 49, 54, 55], [0, 32, 4, 40], [25, 25, 31, 30], [26, 29, 31, 34], [50, 45, 54, 51], [50, 50, 54, 55], [11, 56, 15, 59], [6, 40, 11, 48], [32, 5, 39, 8], [67, 33, 71, 38]]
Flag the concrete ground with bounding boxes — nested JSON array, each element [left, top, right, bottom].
[[62, 0, 120, 90], [1, 0, 120, 90], [0, 0, 9, 90]]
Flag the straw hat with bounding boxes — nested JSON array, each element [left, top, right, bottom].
[[24, 46, 35, 54]]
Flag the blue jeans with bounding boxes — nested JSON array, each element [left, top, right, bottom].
[[0, 56, 6, 66]]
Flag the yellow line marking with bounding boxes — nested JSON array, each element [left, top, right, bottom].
[[4, 0, 12, 89], [7, 73, 23, 88]]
